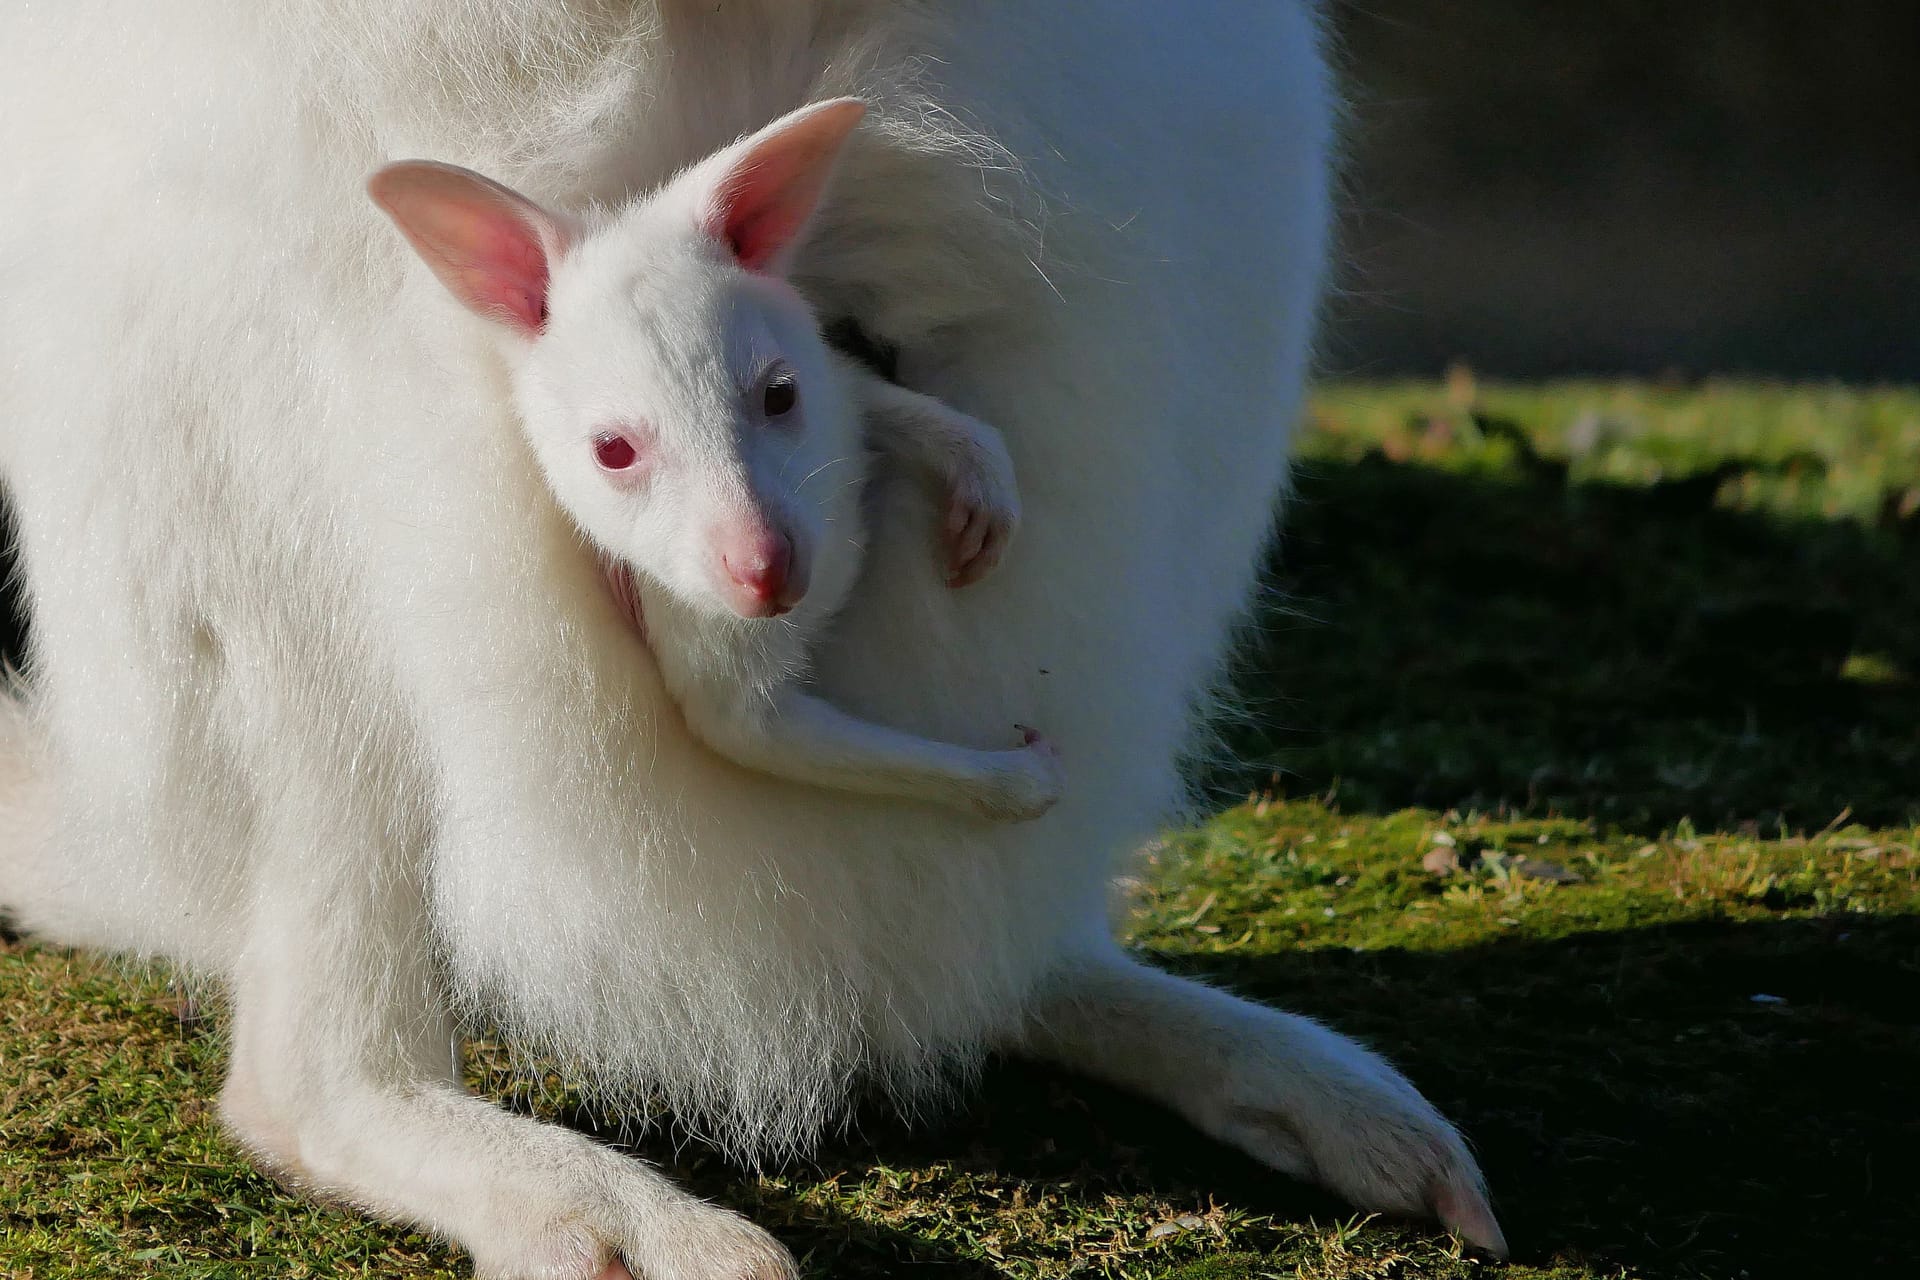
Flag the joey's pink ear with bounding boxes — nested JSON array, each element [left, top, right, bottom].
[[701, 98, 868, 275], [367, 161, 574, 336]]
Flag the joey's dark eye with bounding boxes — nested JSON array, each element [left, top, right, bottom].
[[763, 376, 798, 418], [593, 431, 639, 471]]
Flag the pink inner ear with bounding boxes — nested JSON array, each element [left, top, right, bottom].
[[369, 161, 564, 335], [713, 163, 816, 274], [435, 206, 551, 332], [703, 100, 867, 275]]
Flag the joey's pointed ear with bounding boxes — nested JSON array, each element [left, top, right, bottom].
[[699, 98, 868, 276], [368, 161, 575, 336]]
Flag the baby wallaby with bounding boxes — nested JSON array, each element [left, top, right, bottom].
[[369, 99, 1063, 821]]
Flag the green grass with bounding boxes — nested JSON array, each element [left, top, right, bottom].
[[6, 379, 1919, 1279]]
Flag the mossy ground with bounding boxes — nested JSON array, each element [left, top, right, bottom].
[[5, 380, 1917, 1278]]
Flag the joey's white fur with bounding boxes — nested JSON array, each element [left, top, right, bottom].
[[370, 103, 1062, 821], [0, 2, 1508, 1275]]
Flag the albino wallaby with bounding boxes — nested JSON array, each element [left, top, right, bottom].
[[370, 100, 1064, 821], [0, 4, 1507, 1276]]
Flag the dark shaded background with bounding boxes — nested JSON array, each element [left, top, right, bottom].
[[1326, 1, 1920, 380]]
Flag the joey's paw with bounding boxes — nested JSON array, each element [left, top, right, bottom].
[[969, 726, 1064, 822], [942, 472, 1019, 589], [1200, 1037, 1507, 1257]]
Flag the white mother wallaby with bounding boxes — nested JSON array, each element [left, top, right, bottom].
[[0, 4, 1507, 1278]]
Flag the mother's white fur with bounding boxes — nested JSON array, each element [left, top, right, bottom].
[[0, 3, 1504, 1275]]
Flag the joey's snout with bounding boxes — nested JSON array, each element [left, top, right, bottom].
[[714, 521, 807, 618]]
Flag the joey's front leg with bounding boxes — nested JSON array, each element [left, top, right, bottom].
[[678, 675, 1064, 822], [855, 372, 1020, 588]]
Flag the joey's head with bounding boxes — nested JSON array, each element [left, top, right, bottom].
[[368, 98, 871, 623]]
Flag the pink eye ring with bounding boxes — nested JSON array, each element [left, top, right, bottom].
[[593, 431, 639, 471]]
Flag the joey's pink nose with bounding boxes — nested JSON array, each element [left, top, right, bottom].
[[720, 527, 803, 617]]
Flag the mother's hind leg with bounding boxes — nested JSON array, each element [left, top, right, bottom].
[[1014, 944, 1509, 1256]]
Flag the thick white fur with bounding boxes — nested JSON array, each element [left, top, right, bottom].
[[0, 2, 1506, 1274]]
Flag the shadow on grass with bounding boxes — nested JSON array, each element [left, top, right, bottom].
[[1171, 911, 1920, 1278], [571, 1051, 1340, 1280], [620, 912, 1916, 1279], [1207, 440, 1920, 832]]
